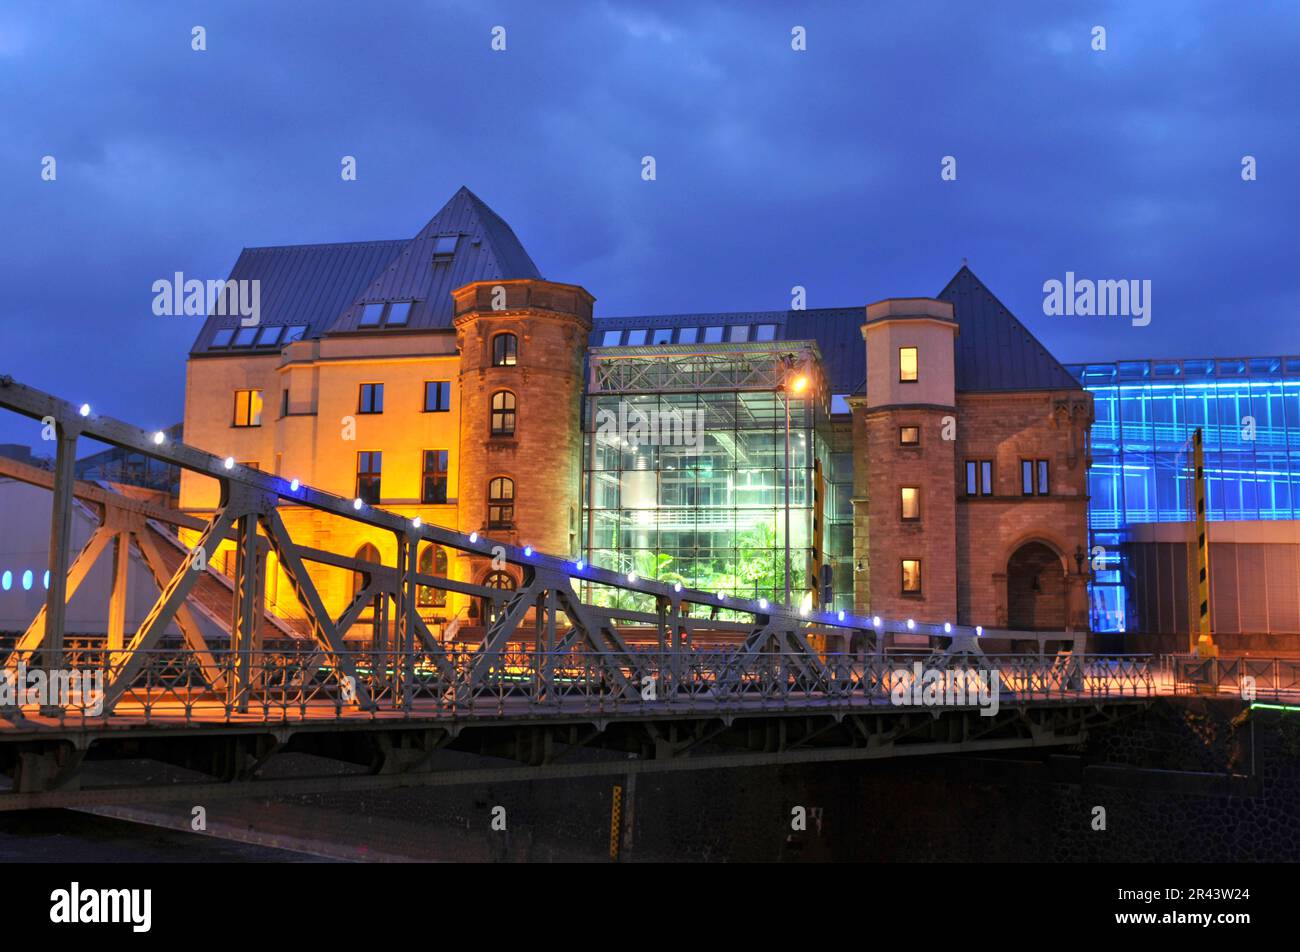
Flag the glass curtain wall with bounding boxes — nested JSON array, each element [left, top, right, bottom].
[[584, 348, 835, 610], [1068, 356, 1300, 635]]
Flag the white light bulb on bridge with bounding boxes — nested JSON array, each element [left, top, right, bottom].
[[872, 615, 881, 627], [352, 498, 363, 510], [152, 430, 166, 445], [78, 403, 91, 417], [944, 622, 952, 633], [976, 625, 984, 636], [524, 546, 533, 556], [759, 598, 769, 610], [627, 571, 638, 583], [673, 582, 682, 593], [290, 478, 300, 491], [469, 532, 478, 543], [718, 591, 727, 601], [837, 610, 846, 622], [223, 457, 235, 470], [907, 618, 915, 630], [799, 605, 809, 617], [575, 559, 585, 571], [411, 517, 422, 528]]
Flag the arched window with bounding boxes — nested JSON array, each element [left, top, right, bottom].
[[481, 570, 517, 625], [352, 543, 381, 600], [490, 391, 516, 436], [492, 333, 517, 367], [417, 544, 448, 608], [487, 477, 514, 529]]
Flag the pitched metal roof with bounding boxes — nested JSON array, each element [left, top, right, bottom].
[[189, 187, 540, 355], [591, 268, 1081, 396], [936, 265, 1081, 392], [328, 186, 541, 334], [189, 239, 406, 355]]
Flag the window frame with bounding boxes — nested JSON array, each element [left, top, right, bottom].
[[232, 389, 263, 428], [424, 380, 451, 413], [899, 425, 920, 446], [965, 459, 994, 496], [899, 346, 919, 383], [492, 332, 518, 367], [900, 486, 921, 521], [422, 449, 449, 504], [487, 476, 515, 529], [358, 383, 384, 415], [901, 559, 923, 595], [355, 451, 382, 504], [490, 390, 517, 437]]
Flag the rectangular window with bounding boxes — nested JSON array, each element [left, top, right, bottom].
[[899, 346, 919, 382], [651, 328, 673, 345], [233, 326, 258, 347], [359, 303, 384, 327], [901, 486, 920, 521], [755, 323, 777, 341], [356, 451, 382, 504], [703, 326, 724, 343], [280, 389, 289, 417], [1020, 459, 1053, 495], [255, 325, 283, 347], [900, 425, 920, 445], [233, 389, 263, 427], [902, 559, 922, 594], [601, 330, 622, 346], [433, 235, 458, 256], [677, 327, 698, 344], [282, 325, 308, 343], [422, 450, 449, 504], [358, 383, 384, 414], [424, 380, 450, 412], [966, 460, 993, 496], [210, 327, 234, 348], [386, 301, 412, 326], [626, 329, 647, 346], [728, 324, 750, 343]]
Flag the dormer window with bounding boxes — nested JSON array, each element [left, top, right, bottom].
[[358, 302, 414, 329], [433, 235, 459, 258], [210, 328, 235, 348]]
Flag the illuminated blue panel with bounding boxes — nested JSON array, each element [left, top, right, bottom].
[[1067, 356, 1300, 634]]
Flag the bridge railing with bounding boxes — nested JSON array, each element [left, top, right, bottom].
[[1165, 654, 1300, 701], [0, 646, 1157, 727]]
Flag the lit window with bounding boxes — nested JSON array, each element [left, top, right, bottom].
[[488, 477, 515, 529], [424, 380, 451, 412], [233, 326, 258, 347], [433, 235, 459, 256], [359, 303, 384, 327], [901, 487, 920, 520], [358, 383, 384, 414], [282, 325, 308, 343], [211, 328, 234, 348], [728, 325, 749, 343], [626, 329, 647, 346], [417, 545, 448, 608], [900, 426, 920, 445], [601, 330, 622, 346], [651, 328, 673, 345], [899, 347, 918, 382], [703, 326, 724, 343], [678, 327, 698, 344], [902, 559, 922, 594], [492, 333, 518, 367], [490, 391, 516, 436], [387, 302, 412, 326], [422, 450, 449, 504], [755, 323, 777, 342], [233, 389, 263, 427], [355, 452, 382, 504]]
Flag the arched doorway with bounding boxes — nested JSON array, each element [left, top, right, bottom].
[[479, 570, 516, 625], [1006, 541, 1066, 630]]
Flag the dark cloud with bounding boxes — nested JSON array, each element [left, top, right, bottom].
[[0, 0, 1296, 449]]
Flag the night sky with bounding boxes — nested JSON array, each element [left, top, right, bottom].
[[1, 1, 1297, 452]]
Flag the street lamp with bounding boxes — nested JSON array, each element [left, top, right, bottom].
[[779, 352, 813, 608]]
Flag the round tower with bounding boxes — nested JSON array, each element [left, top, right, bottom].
[[452, 279, 593, 587]]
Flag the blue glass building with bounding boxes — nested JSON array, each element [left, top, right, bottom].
[[1066, 357, 1300, 635]]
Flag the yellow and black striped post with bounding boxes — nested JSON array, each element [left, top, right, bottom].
[[1190, 429, 1217, 658], [609, 785, 623, 861]]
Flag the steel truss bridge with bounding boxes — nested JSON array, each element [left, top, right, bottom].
[[0, 377, 1276, 811]]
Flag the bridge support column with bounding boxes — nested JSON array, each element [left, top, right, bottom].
[[106, 531, 130, 652], [228, 510, 262, 713]]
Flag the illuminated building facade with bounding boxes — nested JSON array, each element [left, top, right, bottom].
[[180, 187, 1095, 641], [1068, 358, 1300, 649]]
